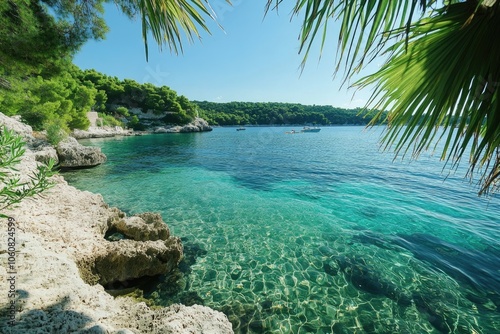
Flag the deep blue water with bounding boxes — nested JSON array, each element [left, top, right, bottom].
[[63, 126, 499, 333]]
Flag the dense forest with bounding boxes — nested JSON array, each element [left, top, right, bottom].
[[196, 101, 383, 126], [0, 65, 198, 132]]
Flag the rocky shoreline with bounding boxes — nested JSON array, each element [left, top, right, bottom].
[[72, 117, 213, 139], [0, 113, 233, 333]]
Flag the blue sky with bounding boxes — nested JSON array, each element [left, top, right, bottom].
[[73, 1, 377, 107]]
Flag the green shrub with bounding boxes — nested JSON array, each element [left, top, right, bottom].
[[44, 119, 69, 145], [115, 106, 129, 117]]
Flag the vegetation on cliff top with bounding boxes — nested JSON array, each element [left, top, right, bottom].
[[0, 0, 201, 134]]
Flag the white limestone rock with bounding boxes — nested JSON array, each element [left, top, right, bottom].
[[56, 137, 107, 168]]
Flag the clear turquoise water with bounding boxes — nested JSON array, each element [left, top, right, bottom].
[[63, 127, 499, 333]]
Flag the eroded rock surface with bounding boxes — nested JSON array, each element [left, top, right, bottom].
[[56, 137, 107, 168], [109, 212, 170, 242]]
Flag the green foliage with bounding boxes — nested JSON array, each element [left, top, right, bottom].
[[0, 126, 56, 217], [0, 0, 109, 80], [127, 115, 145, 130], [98, 113, 124, 127], [44, 118, 69, 145], [115, 106, 130, 117], [3, 70, 93, 131], [134, 0, 230, 59], [196, 101, 377, 126], [162, 111, 192, 125], [356, 2, 500, 195], [79, 69, 195, 125]]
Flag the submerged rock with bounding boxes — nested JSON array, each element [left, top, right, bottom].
[[336, 255, 411, 306], [56, 137, 106, 168], [393, 233, 500, 310]]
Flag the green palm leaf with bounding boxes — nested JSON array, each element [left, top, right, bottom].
[[356, 2, 500, 194], [133, 0, 230, 60]]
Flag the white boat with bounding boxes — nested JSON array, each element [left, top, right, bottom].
[[301, 126, 321, 133]]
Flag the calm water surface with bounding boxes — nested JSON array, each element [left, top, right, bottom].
[[64, 126, 499, 333]]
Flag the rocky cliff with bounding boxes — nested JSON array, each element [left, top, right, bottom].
[[0, 113, 233, 333]]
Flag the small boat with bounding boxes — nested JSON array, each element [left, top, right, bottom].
[[236, 127, 246, 131], [301, 126, 321, 133], [285, 129, 301, 134]]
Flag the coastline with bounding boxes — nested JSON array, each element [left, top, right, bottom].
[[72, 117, 213, 139], [0, 114, 233, 333]]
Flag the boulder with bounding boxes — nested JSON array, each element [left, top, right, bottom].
[[109, 212, 170, 242], [115, 303, 234, 334], [33, 147, 59, 164], [0, 113, 33, 139], [72, 127, 132, 139], [194, 117, 213, 131], [180, 124, 201, 132], [180, 118, 212, 132], [0, 112, 59, 171], [153, 127, 169, 133], [56, 137, 107, 168], [94, 237, 183, 286]]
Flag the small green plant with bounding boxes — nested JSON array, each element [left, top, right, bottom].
[[45, 118, 69, 145], [0, 126, 56, 218]]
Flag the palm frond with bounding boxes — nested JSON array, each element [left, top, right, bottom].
[[266, 0, 435, 79], [133, 0, 230, 60], [356, 2, 500, 194]]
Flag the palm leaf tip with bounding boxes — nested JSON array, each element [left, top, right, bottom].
[[135, 0, 230, 59]]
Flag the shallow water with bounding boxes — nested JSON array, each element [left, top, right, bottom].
[[64, 126, 500, 333]]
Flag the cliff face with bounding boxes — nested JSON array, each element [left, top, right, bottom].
[[0, 113, 233, 333]]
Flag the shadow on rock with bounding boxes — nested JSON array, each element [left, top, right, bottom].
[[0, 292, 102, 333]]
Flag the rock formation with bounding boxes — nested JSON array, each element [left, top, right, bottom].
[[56, 136, 107, 169], [153, 117, 213, 134], [0, 113, 233, 334], [86, 210, 183, 287], [72, 126, 133, 139], [0, 113, 59, 165], [109, 212, 171, 242], [181, 117, 213, 132]]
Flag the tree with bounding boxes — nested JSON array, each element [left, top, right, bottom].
[[263, 0, 500, 195], [0, 0, 110, 80]]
